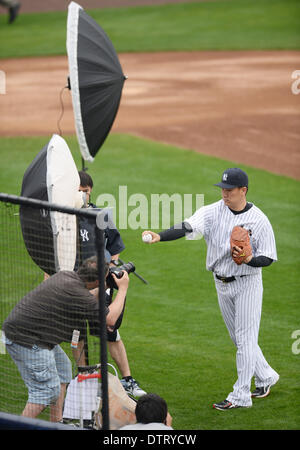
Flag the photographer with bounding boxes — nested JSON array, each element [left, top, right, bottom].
[[2, 256, 128, 422], [76, 171, 146, 398]]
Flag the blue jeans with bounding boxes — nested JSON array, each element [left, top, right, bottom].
[[5, 337, 72, 406]]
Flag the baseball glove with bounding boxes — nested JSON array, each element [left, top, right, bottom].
[[230, 226, 252, 265]]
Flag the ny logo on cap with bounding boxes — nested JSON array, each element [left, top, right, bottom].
[[223, 173, 228, 181]]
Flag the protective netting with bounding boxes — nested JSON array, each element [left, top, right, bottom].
[[0, 198, 105, 426]]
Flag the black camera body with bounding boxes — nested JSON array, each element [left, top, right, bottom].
[[107, 262, 135, 289]]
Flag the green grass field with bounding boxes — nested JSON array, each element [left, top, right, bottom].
[[0, 0, 299, 58], [0, 135, 299, 430]]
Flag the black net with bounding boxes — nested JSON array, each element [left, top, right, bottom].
[[0, 196, 108, 428]]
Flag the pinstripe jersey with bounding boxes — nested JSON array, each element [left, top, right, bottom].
[[185, 199, 277, 277]]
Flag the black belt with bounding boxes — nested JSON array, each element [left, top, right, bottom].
[[215, 274, 247, 283]]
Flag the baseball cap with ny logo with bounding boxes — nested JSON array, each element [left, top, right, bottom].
[[214, 168, 248, 189]]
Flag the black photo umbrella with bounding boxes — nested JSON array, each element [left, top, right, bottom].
[[20, 134, 83, 275], [67, 1, 127, 163]]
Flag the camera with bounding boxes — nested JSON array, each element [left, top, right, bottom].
[[107, 262, 135, 289]]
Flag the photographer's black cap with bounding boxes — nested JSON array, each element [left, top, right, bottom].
[[214, 168, 248, 189]]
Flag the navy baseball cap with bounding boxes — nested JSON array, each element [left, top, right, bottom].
[[214, 168, 248, 189]]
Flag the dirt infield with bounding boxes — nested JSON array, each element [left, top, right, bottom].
[[1, 50, 299, 179], [0, 0, 299, 179]]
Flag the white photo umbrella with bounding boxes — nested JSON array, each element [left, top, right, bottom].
[[20, 134, 83, 275]]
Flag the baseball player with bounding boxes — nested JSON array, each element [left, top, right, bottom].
[[142, 168, 279, 410], [77, 171, 147, 399]]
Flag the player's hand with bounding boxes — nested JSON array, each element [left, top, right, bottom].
[[232, 245, 253, 264], [142, 230, 161, 244], [111, 271, 129, 290]]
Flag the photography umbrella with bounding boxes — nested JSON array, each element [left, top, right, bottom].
[[19, 134, 84, 275], [67, 1, 126, 163]]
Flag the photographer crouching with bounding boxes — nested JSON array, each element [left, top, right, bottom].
[[2, 256, 129, 422]]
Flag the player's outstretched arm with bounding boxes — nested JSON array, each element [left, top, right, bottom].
[[142, 222, 192, 244]]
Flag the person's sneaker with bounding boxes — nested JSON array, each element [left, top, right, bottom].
[[252, 375, 279, 398], [120, 377, 147, 398], [213, 400, 243, 411], [251, 386, 270, 398]]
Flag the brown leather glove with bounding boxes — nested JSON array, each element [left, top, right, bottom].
[[230, 226, 252, 265]]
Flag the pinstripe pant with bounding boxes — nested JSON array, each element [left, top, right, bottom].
[[214, 274, 279, 407]]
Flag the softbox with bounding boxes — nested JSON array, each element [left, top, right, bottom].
[[67, 1, 126, 163], [20, 134, 83, 275]]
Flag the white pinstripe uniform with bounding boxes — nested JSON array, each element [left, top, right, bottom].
[[185, 199, 279, 407]]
